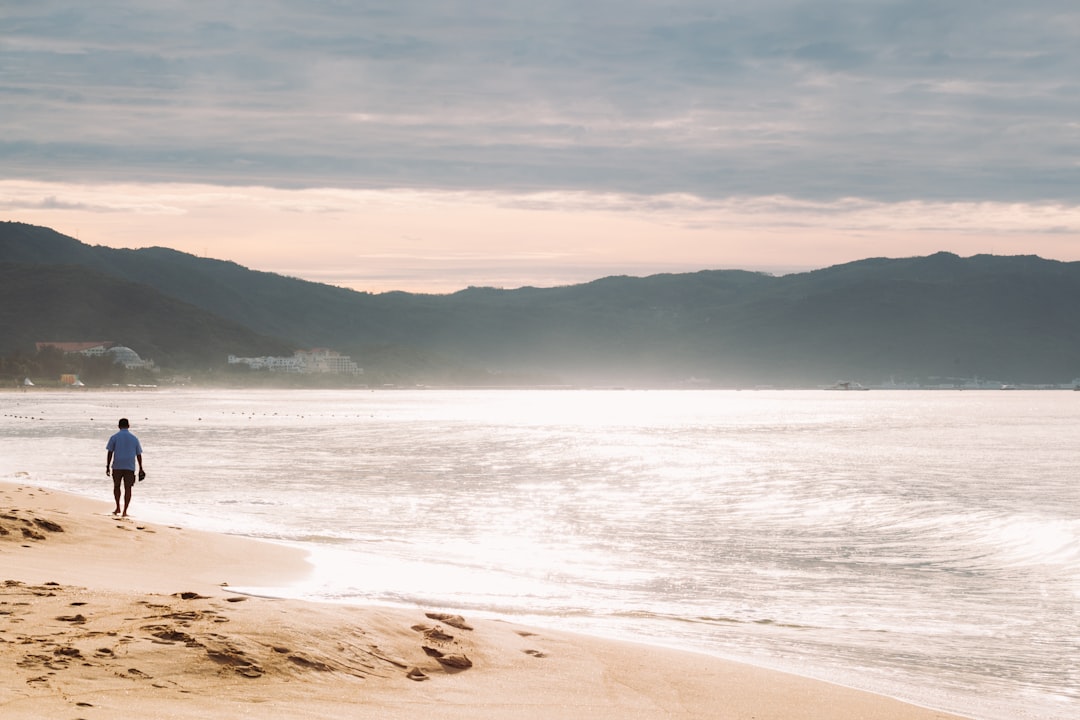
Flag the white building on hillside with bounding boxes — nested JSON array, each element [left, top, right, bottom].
[[295, 348, 362, 375], [37, 341, 154, 370], [107, 346, 154, 370], [229, 349, 362, 375]]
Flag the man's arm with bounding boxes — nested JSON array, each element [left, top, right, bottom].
[[106, 450, 113, 475]]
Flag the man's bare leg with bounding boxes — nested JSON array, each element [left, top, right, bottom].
[[122, 485, 133, 518]]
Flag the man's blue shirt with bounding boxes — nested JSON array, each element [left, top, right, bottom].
[[106, 428, 142, 471]]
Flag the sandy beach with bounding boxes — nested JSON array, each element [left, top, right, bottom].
[[1, 480, 969, 719]]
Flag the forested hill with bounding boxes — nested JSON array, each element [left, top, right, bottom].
[[3, 220, 1080, 386]]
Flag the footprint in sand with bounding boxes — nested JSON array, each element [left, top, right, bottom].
[[145, 627, 197, 645], [205, 647, 264, 678], [424, 613, 473, 630], [32, 518, 63, 533], [287, 654, 334, 671], [175, 591, 209, 600], [436, 654, 472, 669], [422, 646, 473, 669], [55, 614, 87, 623], [423, 626, 455, 642]]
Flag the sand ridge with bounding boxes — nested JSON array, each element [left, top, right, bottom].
[[0, 579, 530, 714]]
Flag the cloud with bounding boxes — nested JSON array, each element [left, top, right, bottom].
[[1, 1, 1078, 205], [5, 4, 1080, 292], [0, 187, 185, 215], [0, 194, 115, 212]]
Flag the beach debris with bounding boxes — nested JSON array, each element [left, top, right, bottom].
[[424, 613, 472, 631], [406, 667, 429, 681]]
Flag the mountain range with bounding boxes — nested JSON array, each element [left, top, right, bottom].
[[3, 220, 1079, 386]]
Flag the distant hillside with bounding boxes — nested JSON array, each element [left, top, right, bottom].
[[3, 221, 1080, 385], [0, 262, 293, 368]]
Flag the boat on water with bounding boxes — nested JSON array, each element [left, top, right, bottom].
[[826, 381, 870, 391]]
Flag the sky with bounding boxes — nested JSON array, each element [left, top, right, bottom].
[[3, 1, 1080, 294]]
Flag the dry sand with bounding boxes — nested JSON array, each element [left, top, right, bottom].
[[1, 480, 970, 719]]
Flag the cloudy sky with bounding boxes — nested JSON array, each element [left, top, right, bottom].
[[3, 1, 1079, 292]]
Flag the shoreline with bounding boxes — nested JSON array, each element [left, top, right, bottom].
[[1, 480, 971, 719]]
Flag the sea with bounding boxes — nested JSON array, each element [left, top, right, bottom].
[[2, 388, 1077, 720]]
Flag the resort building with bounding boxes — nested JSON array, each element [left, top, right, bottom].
[[36, 341, 113, 356], [294, 348, 362, 375], [37, 341, 154, 370], [228, 349, 362, 375], [106, 346, 154, 370]]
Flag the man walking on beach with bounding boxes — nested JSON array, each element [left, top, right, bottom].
[[106, 418, 144, 517]]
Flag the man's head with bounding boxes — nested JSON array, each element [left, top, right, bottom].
[[118, 418, 130, 429]]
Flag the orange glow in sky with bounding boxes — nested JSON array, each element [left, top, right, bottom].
[[5, 180, 1080, 294]]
